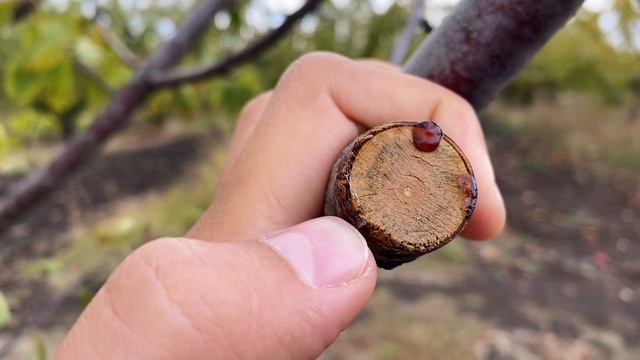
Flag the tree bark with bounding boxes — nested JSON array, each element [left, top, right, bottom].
[[0, 0, 584, 232], [404, 0, 585, 109], [325, 0, 585, 268], [0, 0, 231, 231], [149, 0, 323, 87]]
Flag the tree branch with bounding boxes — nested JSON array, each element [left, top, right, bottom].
[[149, 0, 322, 88], [390, 0, 426, 65], [0, 0, 328, 232], [0, 0, 232, 232], [403, 0, 585, 109]]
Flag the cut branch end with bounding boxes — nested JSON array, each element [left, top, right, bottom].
[[324, 122, 477, 269]]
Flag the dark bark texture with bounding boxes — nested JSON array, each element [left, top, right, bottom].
[[404, 0, 585, 109]]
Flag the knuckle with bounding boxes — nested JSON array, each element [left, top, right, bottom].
[[122, 238, 230, 349], [238, 91, 272, 123], [446, 94, 477, 125], [131, 237, 182, 265], [280, 51, 347, 85], [458, 98, 476, 117]]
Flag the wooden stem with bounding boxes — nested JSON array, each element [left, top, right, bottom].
[[325, 122, 476, 269], [404, 0, 585, 109], [326, 0, 585, 268]]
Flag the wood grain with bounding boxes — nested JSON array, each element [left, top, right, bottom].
[[325, 122, 477, 269]]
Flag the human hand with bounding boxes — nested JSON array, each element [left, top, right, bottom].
[[56, 52, 505, 359]]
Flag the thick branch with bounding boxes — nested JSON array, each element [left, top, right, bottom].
[[0, 0, 326, 232], [0, 0, 231, 231], [149, 0, 322, 88], [390, 0, 426, 65], [403, 0, 585, 109], [145, 0, 231, 70]]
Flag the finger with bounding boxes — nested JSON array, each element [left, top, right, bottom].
[[356, 58, 401, 72], [221, 60, 395, 178], [220, 91, 273, 179], [429, 97, 505, 239], [56, 217, 376, 359], [191, 52, 504, 243]]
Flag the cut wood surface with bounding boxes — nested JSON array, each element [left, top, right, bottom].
[[325, 122, 477, 269]]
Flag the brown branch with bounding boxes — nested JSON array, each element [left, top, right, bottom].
[[390, 0, 426, 65], [0, 0, 326, 232], [0, 0, 232, 232], [149, 0, 322, 88], [403, 0, 585, 109]]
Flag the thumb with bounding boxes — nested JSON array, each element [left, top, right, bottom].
[[56, 217, 377, 359]]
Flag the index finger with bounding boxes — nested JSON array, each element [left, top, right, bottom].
[[190, 52, 505, 243]]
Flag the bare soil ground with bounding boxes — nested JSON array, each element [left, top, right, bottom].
[[1, 114, 639, 358]]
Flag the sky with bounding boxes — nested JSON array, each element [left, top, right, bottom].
[[45, 0, 639, 50], [256, 0, 638, 51], [256, 0, 628, 32]]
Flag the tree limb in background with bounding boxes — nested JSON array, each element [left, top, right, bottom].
[[404, 0, 585, 109], [389, 0, 426, 65], [149, 0, 323, 88], [0, 0, 323, 232], [0, 0, 232, 232]]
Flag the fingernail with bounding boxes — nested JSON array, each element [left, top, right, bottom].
[[260, 217, 370, 288]]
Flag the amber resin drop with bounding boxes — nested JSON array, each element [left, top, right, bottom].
[[413, 121, 443, 152]]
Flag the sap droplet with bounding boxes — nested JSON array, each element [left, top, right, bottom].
[[458, 174, 478, 220], [413, 121, 443, 152]]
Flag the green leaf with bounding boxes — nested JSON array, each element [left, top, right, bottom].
[[0, 0, 18, 27], [42, 60, 77, 113], [0, 290, 11, 328], [75, 37, 104, 66], [0, 122, 12, 157], [8, 109, 59, 140], [23, 20, 71, 72], [4, 58, 46, 105], [24, 41, 66, 72]]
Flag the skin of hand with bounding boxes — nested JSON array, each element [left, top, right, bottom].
[[56, 52, 505, 359]]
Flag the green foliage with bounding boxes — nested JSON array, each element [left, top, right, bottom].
[[504, 2, 640, 105], [0, 0, 19, 27], [26, 335, 49, 360], [8, 109, 58, 137], [0, 289, 11, 328], [4, 15, 80, 111], [0, 0, 638, 154]]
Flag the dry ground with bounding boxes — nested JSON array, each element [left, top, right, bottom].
[[1, 97, 639, 359]]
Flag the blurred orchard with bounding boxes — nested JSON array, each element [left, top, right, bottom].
[[0, 0, 639, 358]]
